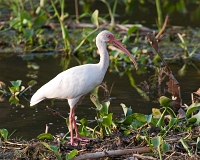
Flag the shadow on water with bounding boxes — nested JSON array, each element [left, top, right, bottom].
[[0, 54, 200, 139]]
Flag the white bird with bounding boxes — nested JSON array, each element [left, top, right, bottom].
[[30, 30, 138, 145]]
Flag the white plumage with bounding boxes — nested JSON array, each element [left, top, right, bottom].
[[30, 30, 138, 145]]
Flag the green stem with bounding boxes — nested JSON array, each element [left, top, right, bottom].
[[155, 0, 163, 30]]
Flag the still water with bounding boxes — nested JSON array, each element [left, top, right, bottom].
[[0, 55, 200, 139]]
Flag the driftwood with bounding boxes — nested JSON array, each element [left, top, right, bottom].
[[73, 147, 152, 160]]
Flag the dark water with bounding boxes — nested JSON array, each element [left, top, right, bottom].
[[66, 1, 200, 28], [0, 55, 200, 139]]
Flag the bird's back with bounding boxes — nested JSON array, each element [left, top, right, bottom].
[[30, 64, 105, 106]]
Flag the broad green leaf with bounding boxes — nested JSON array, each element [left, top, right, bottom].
[[100, 101, 110, 115], [190, 111, 200, 125], [122, 35, 129, 44], [20, 11, 31, 22], [28, 80, 37, 87], [23, 28, 34, 39], [186, 102, 200, 118], [10, 80, 22, 87], [128, 24, 141, 35], [132, 119, 145, 128], [66, 149, 78, 160], [34, 15, 47, 29], [187, 117, 197, 125], [80, 118, 88, 126], [0, 129, 8, 141], [121, 103, 132, 117], [9, 86, 19, 94], [161, 140, 170, 153], [159, 96, 172, 107], [132, 113, 147, 123], [146, 114, 152, 123], [37, 133, 54, 140], [9, 95, 19, 104], [122, 115, 134, 126], [151, 136, 161, 147], [131, 47, 138, 54], [91, 10, 99, 26], [102, 113, 113, 127], [152, 108, 161, 118], [50, 145, 59, 152], [123, 130, 131, 135]]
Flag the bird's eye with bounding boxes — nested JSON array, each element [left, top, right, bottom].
[[106, 34, 111, 39]]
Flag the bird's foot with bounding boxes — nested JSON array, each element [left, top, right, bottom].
[[74, 135, 96, 142], [68, 140, 78, 146]]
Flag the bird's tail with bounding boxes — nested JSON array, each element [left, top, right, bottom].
[[30, 88, 45, 106]]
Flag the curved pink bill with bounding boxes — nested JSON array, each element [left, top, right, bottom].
[[110, 38, 138, 70]]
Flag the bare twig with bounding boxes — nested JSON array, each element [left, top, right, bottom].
[[156, 15, 169, 39], [128, 153, 157, 160], [73, 147, 152, 160]]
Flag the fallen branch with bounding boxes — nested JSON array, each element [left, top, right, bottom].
[[73, 147, 152, 160], [128, 153, 157, 160]]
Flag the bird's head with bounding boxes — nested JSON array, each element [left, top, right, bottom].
[[96, 30, 138, 70], [96, 30, 114, 43]]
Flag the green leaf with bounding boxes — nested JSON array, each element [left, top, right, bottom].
[[196, 137, 200, 154], [23, 28, 34, 39], [91, 9, 99, 26], [190, 111, 200, 125], [156, 108, 167, 129], [34, 15, 47, 29], [10, 80, 22, 87], [41, 142, 55, 152], [123, 130, 131, 135], [121, 103, 132, 117], [100, 101, 110, 115], [66, 149, 78, 160], [9, 95, 19, 104], [152, 108, 162, 118], [122, 115, 134, 126], [146, 114, 152, 123], [180, 138, 192, 156], [187, 117, 197, 125], [9, 86, 19, 94], [159, 96, 172, 107], [90, 95, 102, 110], [37, 133, 54, 140], [80, 118, 88, 126], [132, 113, 147, 123], [102, 113, 113, 127], [168, 118, 178, 128], [186, 102, 200, 118], [161, 140, 170, 153], [128, 24, 141, 35], [20, 11, 31, 22], [151, 136, 161, 147], [28, 80, 37, 87], [0, 129, 8, 141]]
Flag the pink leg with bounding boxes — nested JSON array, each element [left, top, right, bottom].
[[69, 107, 95, 145], [69, 107, 75, 145]]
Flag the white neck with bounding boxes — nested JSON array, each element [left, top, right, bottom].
[[96, 40, 110, 72]]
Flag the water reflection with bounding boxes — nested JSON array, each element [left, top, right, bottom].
[[0, 55, 200, 139]]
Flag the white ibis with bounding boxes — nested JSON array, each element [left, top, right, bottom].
[[30, 30, 138, 145]]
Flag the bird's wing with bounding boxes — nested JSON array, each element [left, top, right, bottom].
[[30, 64, 104, 106]]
